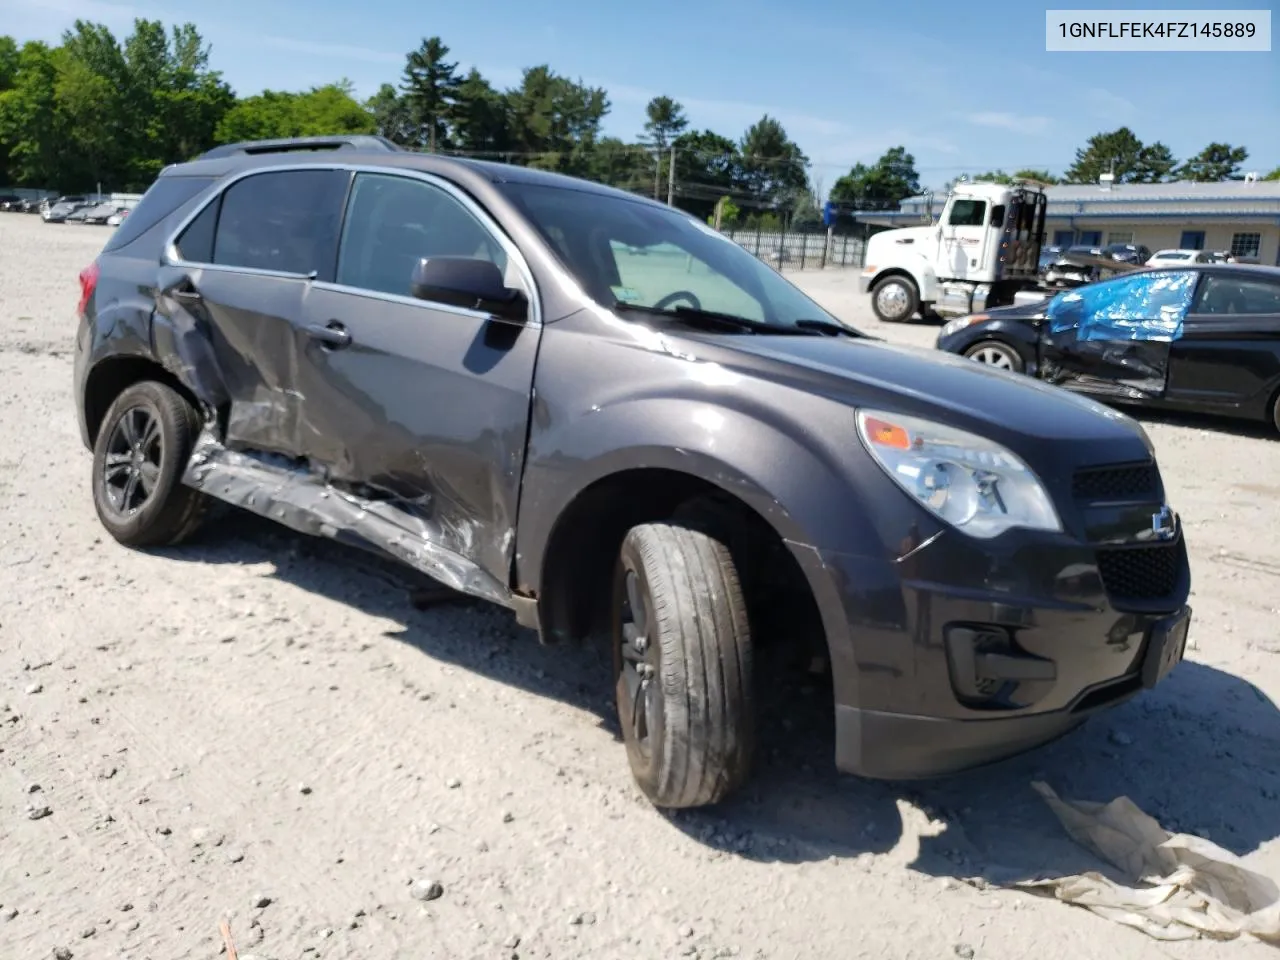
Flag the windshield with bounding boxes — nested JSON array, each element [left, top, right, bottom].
[[497, 181, 842, 331]]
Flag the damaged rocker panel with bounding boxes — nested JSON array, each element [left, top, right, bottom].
[[182, 427, 513, 608]]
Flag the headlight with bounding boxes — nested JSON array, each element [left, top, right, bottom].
[[939, 314, 986, 338], [855, 409, 1062, 539]]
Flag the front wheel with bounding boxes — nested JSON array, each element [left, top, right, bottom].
[[870, 275, 919, 323], [612, 522, 755, 808], [91, 380, 210, 547], [963, 339, 1025, 374]]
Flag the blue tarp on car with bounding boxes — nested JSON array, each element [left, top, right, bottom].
[[1046, 271, 1196, 342]]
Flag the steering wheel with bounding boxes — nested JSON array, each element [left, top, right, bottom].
[[652, 290, 702, 311]]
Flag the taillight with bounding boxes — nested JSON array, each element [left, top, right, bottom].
[[77, 261, 99, 317]]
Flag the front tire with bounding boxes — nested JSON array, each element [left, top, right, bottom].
[[870, 275, 919, 323], [91, 380, 209, 547], [963, 339, 1025, 373], [612, 522, 755, 808]]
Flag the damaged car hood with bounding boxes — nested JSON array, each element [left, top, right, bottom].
[[673, 331, 1153, 469]]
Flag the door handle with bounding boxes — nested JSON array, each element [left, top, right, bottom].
[[168, 287, 203, 303], [305, 321, 352, 349]]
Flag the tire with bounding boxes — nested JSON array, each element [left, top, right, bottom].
[[963, 339, 1025, 374], [91, 380, 210, 547], [870, 274, 919, 323], [612, 522, 755, 808], [1271, 390, 1280, 436]]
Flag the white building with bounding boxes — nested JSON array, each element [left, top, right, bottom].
[[868, 177, 1280, 264]]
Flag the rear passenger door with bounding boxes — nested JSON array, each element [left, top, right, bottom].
[[1165, 272, 1280, 410], [297, 170, 542, 588], [158, 167, 350, 457]]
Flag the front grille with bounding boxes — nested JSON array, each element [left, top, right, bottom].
[[1096, 545, 1180, 601], [1072, 463, 1158, 502]]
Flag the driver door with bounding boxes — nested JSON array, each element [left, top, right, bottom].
[[940, 198, 987, 281], [296, 170, 541, 587], [1039, 270, 1198, 399]]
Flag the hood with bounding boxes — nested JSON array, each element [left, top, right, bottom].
[[865, 225, 936, 259], [674, 331, 1152, 475]]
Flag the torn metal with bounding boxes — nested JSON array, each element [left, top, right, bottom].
[[181, 427, 512, 608]]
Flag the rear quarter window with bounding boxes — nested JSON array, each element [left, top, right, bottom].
[[101, 175, 217, 254]]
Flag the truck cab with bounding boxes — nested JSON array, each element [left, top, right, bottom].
[[858, 181, 1047, 322]]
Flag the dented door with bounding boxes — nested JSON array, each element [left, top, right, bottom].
[[291, 171, 540, 588], [1039, 270, 1197, 400]]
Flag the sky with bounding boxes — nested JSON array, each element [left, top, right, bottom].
[[6, 0, 1278, 193]]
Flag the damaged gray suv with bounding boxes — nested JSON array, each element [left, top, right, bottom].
[[74, 136, 1192, 809]]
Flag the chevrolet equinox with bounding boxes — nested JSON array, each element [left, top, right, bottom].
[[73, 135, 1193, 808]]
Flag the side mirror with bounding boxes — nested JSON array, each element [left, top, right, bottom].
[[410, 256, 528, 323]]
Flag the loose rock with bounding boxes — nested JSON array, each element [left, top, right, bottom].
[[252, 893, 273, 909], [954, 944, 975, 959], [25, 683, 42, 695], [446, 777, 461, 789], [26, 803, 52, 820], [411, 879, 444, 902]]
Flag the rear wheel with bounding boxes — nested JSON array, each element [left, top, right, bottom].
[[612, 521, 755, 808], [1271, 390, 1280, 435], [870, 275, 919, 323], [963, 339, 1025, 373], [91, 380, 209, 547]]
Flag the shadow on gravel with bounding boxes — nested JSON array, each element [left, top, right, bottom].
[[1127, 405, 1279, 442], [159, 507, 1280, 882]]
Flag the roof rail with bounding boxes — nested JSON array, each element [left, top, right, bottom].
[[197, 135, 406, 160]]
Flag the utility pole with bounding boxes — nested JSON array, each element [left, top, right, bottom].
[[653, 148, 661, 200], [667, 147, 676, 206]]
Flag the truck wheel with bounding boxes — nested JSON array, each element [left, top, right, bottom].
[[870, 275, 919, 323], [91, 380, 209, 547], [963, 340, 1025, 373], [612, 521, 755, 808]]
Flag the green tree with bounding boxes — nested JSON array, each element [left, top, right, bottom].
[[0, 41, 62, 186], [671, 129, 742, 220], [829, 146, 920, 207], [505, 65, 609, 176], [1263, 166, 1280, 181], [449, 68, 510, 154], [366, 83, 414, 145], [1174, 142, 1249, 181], [400, 36, 460, 152], [738, 115, 808, 214], [1064, 127, 1176, 184], [639, 95, 688, 199], [215, 83, 373, 143]]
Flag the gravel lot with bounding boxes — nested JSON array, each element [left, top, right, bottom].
[[2, 213, 1278, 960]]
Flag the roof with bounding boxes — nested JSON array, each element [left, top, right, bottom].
[[170, 146, 671, 209], [897, 178, 1280, 208]]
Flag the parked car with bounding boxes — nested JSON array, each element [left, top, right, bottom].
[[936, 263, 1280, 432], [1145, 248, 1212, 268], [81, 202, 126, 224], [74, 137, 1192, 808], [1043, 244, 1105, 287], [1037, 244, 1065, 275], [1101, 242, 1151, 265], [43, 198, 93, 223], [106, 208, 130, 227], [0, 194, 22, 211]]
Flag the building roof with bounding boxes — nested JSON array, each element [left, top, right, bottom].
[[896, 179, 1280, 209]]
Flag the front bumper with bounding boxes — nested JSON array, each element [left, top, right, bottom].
[[857, 273, 873, 295], [789, 509, 1192, 780]]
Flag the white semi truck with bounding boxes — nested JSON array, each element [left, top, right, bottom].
[[857, 180, 1049, 322]]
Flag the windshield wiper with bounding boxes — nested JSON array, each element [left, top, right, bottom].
[[793, 318, 860, 338], [618, 303, 856, 338]]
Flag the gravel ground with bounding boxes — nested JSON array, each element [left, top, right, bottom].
[[1, 214, 1278, 960]]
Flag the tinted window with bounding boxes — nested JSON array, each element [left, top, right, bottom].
[[212, 170, 349, 276], [335, 172, 508, 298], [101, 175, 215, 253], [175, 200, 219, 262], [1193, 275, 1280, 315], [948, 199, 986, 227], [989, 204, 1005, 229]]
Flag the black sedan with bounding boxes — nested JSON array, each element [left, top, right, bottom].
[[936, 263, 1280, 433]]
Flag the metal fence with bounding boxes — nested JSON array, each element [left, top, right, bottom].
[[722, 228, 867, 270]]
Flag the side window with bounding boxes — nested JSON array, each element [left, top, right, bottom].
[[948, 199, 987, 227], [103, 175, 216, 254], [989, 204, 1006, 230], [335, 172, 510, 299], [1193, 275, 1280, 315], [209, 170, 349, 276], [1048, 270, 1197, 341], [175, 200, 218, 262]]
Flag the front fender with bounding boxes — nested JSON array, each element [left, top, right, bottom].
[[517, 395, 886, 581], [869, 256, 938, 304]]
